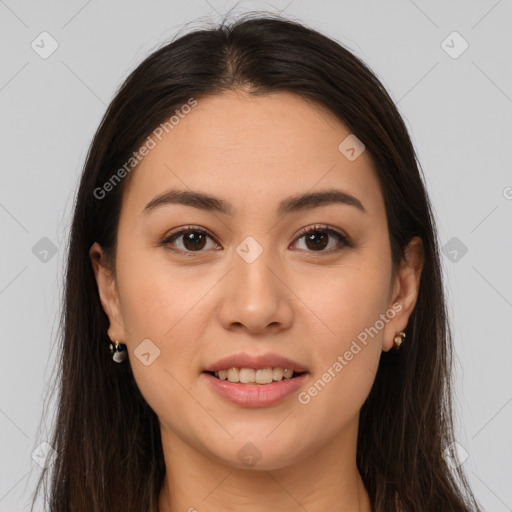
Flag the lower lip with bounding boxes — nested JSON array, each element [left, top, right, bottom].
[[202, 372, 309, 408]]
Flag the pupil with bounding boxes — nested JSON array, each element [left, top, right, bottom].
[[305, 231, 328, 251], [183, 232, 206, 251]]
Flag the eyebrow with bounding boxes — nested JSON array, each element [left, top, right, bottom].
[[142, 188, 366, 216]]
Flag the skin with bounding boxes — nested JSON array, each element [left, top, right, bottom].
[[90, 90, 424, 512]]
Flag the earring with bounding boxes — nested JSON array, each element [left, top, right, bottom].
[[109, 339, 127, 363], [393, 331, 406, 349]]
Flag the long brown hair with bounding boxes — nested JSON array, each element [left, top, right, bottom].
[[32, 13, 481, 511]]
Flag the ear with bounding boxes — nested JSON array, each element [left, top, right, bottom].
[[382, 236, 425, 352], [89, 242, 127, 341]]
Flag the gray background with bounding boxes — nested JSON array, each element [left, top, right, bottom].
[[1, 0, 511, 510]]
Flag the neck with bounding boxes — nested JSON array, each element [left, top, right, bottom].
[[157, 420, 372, 512]]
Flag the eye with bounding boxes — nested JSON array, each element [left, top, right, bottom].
[[161, 226, 220, 255], [161, 223, 351, 256], [291, 224, 351, 253]]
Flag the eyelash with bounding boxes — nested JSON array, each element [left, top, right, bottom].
[[160, 224, 352, 257]]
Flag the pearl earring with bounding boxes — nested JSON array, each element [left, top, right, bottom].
[[109, 339, 127, 363]]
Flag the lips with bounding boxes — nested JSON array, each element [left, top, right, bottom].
[[202, 370, 309, 407], [203, 352, 308, 373]]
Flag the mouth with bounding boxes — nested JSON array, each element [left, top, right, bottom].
[[202, 367, 309, 407], [204, 368, 309, 385]]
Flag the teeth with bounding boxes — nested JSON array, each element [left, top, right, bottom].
[[227, 368, 239, 383], [255, 368, 273, 384], [283, 368, 293, 379], [213, 367, 302, 384], [273, 367, 284, 381], [239, 368, 255, 383]]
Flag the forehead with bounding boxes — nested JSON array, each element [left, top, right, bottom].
[[121, 90, 385, 219]]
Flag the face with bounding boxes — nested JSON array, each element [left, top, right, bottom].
[[91, 90, 423, 471]]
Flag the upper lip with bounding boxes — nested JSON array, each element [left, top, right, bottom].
[[204, 353, 308, 373]]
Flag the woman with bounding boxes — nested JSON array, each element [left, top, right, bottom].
[[33, 13, 481, 512]]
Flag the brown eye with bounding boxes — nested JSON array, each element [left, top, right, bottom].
[[304, 231, 329, 251], [292, 225, 350, 253], [162, 227, 220, 254], [181, 231, 207, 251], [162, 224, 350, 256]]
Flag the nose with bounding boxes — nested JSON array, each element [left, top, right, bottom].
[[216, 240, 294, 335]]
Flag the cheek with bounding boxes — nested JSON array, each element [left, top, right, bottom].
[[291, 257, 389, 422], [300, 259, 390, 355], [114, 245, 230, 392], [116, 246, 219, 342], [115, 252, 216, 433], [290, 290, 385, 453]]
